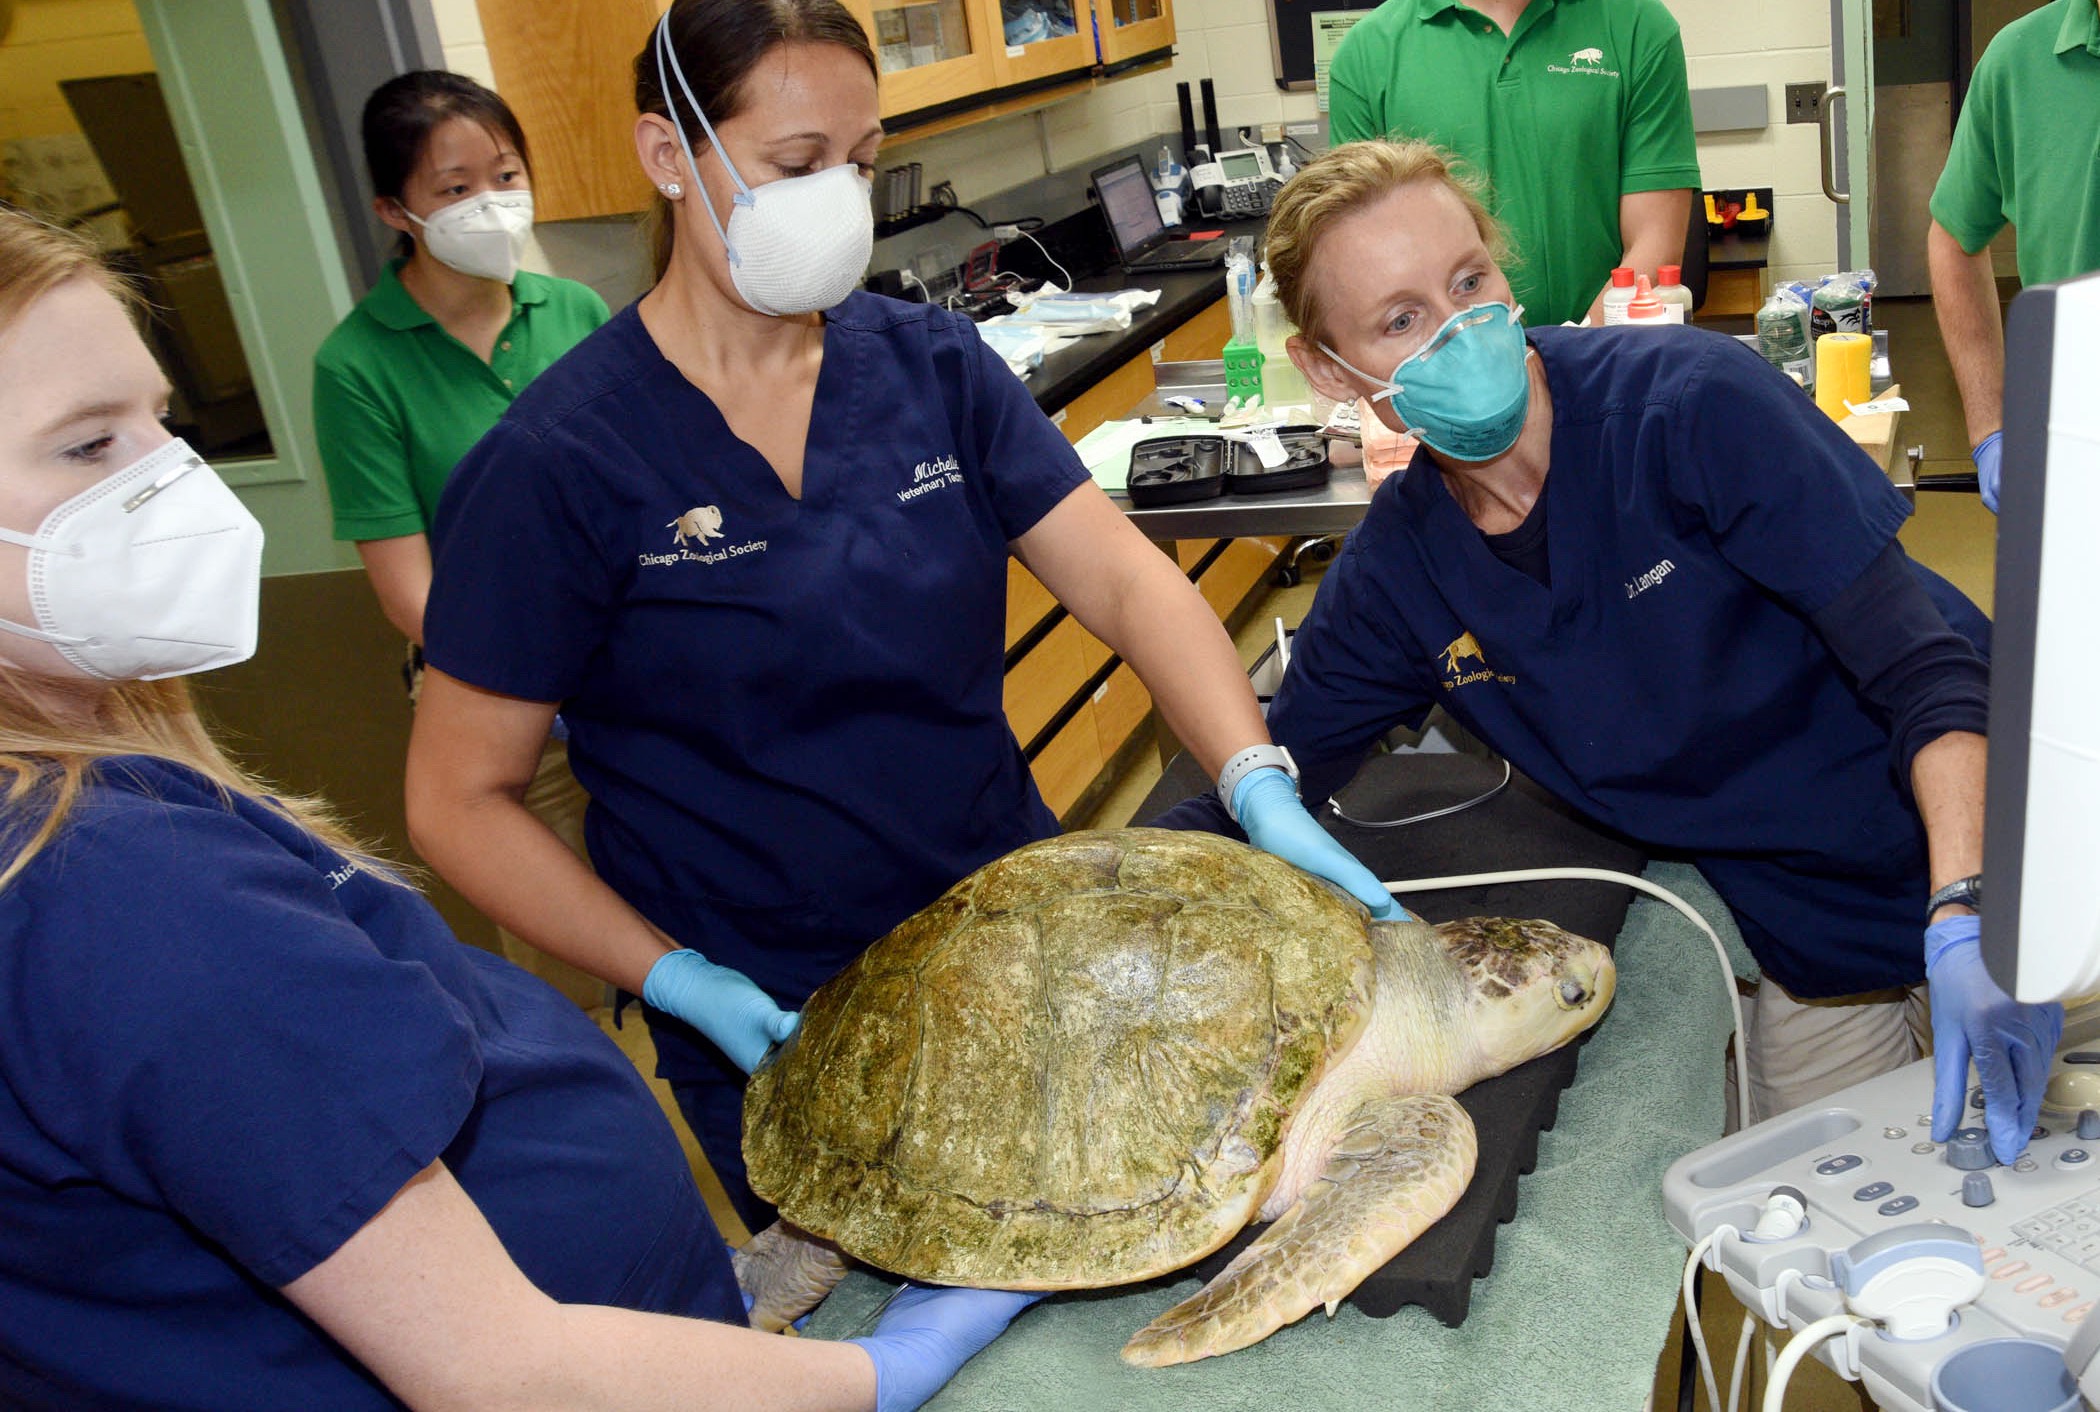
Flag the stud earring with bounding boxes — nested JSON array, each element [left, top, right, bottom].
[[662, 182, 683, 199]]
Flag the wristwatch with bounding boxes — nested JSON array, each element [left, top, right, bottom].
[[1218, 744, 1299, 824], [1927, 874, 1983, 920]]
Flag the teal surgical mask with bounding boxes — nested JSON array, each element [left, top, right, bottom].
[[1322, 302, 1532, 462]]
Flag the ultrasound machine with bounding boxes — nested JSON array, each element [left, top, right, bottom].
[[1663, 272, 2100, 1411]]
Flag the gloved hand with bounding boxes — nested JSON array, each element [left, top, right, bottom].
[[1233, 767, 1409, 920], [1973, 430, 2003, 514], [1927, 914, 2062, 1164], [641, 948, 799, 1073], [848, 1284, 1045, 1412]]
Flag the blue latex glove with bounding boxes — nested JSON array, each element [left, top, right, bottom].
[[848, 1284, 1045, 1412], [1233, 767, 1409, 920], [1927, 914, 2062, 1164], [1973, 430, 2003, 514], [641, 948, 799, 1073]]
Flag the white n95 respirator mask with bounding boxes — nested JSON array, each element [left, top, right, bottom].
[[408, 190, 535, 283], [654, 16, 873, 316], [0, 437, 264, 681]]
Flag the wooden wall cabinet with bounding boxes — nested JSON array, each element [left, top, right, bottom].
[[475, 0, 662, 224], [476, 0, 1174, 218], [1092, 0, 1175, 66]]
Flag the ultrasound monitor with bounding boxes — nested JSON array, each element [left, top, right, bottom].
[[1982, 271, 2100, 1003]]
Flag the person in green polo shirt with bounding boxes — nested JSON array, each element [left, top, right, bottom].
[[1326, 0, 1701, 328], [1927, 0, 2100, 513], [314, 71, 608, 1006]]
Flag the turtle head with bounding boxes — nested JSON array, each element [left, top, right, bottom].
[[1438, 917, 1616, 1072]]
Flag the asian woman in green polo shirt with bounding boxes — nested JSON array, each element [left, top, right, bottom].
[[313, 72, 610, 1006]]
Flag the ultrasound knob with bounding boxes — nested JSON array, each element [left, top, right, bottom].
[[1946, 1128, 1996, 1171], [1962, 1173, 1996, 1208], [2078, 1109, 2100, 1142]]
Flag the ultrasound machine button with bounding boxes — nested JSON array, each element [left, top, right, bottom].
[[2017, 1156, 2041, 1173], [2018, 1274, 2054, 1294], [1913, 1141, 1940, 1155], [2061, 1149, 2093, 1169], [1855, 1181, 1895, 1201], [1993, 1259, 2032, 1279], [1878, 1196, 1920, 1216], [2081, 1110, 2100, 1142], [1884, 1126, 1908, 1140], [1964, 1173, 1997, 1208], [2041, 1289, 2080, 1309], [2067, 1302, 2094, 1324], [1815, 1154, 1865, 1176], [1946, 1129, 1997, 1171]]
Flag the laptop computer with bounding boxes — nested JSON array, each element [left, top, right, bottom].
[[1090, 155, 1228, 274]]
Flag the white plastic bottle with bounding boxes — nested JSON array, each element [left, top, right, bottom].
[[1652, 264, 1693, 324], [1252, 269, 1312, 408], [1600, 266, 1636, 326]]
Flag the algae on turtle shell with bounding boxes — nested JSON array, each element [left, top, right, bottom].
[[740, 827, 1614, 1364]]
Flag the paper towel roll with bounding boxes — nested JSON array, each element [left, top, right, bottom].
[[1814, 333, 1872, 420]]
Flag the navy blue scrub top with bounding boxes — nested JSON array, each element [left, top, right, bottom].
[[1271, 326, 1988, 999], [424, 293, 1089, 1077], [0, 759, 742, 1411]]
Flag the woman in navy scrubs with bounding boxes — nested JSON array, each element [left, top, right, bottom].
[[1225, 140, 2059, 1165], [406, 0, 1396, 1232], [0, 210, 1035, 1411]]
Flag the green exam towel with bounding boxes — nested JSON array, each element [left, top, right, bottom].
[[804, 861, 1745, 1411]]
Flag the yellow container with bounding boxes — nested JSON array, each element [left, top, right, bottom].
[[1814, 332, 1872, 420]]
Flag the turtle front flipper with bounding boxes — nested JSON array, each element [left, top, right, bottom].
[[733, 1222, 849, 1333], [1119, 1093, 1477, 1367]]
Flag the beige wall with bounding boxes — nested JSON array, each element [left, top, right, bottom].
[[1674, 0, 1838, 286], [441, 0, 1843, 290], [0, 0, 153, 146]]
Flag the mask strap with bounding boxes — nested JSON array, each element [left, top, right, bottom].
[[0, 614, 85, 648], [1316, 343, 1404, 405], [1315, 342, 1437, 443], [655, 14, 753, 266]]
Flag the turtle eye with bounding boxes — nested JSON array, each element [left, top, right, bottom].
[[1558, 979, 1588, 1008]]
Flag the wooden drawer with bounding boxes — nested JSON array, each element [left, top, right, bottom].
[[1089, 661, 1152, 760], [1005, 559, 1057, 650], [1174, 538, 1221, 571], [1055, 353, 1154, 446], [1003, 614, 1089, 747], [1197, 538, 1282, 619], [1158, 298, 1230, 363], [1030, 701, 1105, 818]]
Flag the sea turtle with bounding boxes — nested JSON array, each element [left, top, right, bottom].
[[736, 827, 1615, 1365]]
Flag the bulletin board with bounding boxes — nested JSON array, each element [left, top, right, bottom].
[[1266, 0, 1385, 92]]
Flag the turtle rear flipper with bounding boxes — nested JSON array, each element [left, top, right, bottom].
[[1119, 1093, 1477, 1367], [734, 1222, 848, 1333]]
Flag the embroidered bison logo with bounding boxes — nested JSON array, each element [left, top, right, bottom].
[[668, 506, 726, 546], [1440, 631, 1488, 678], [1570, 47, 1605, 66]]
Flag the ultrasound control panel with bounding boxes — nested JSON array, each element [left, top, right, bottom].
[[1663, 1023, 2100, 1411]]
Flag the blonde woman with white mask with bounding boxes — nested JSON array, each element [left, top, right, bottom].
[[0, 207, 1038, 1412], [407, 0, 1401, 1236]]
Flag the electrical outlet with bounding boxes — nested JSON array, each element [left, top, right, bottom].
[[1785, 82, 1827, 124]]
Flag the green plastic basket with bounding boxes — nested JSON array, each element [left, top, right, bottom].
[[1222, 340, 1266, 404]]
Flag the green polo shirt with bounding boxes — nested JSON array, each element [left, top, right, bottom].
[[313, 261, 609, 541], [1929, 0, 2100, 286], [1327, 0, 1702, 327]]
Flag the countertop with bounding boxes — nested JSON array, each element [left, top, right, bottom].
[[1020, 218, 1265, 414]]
